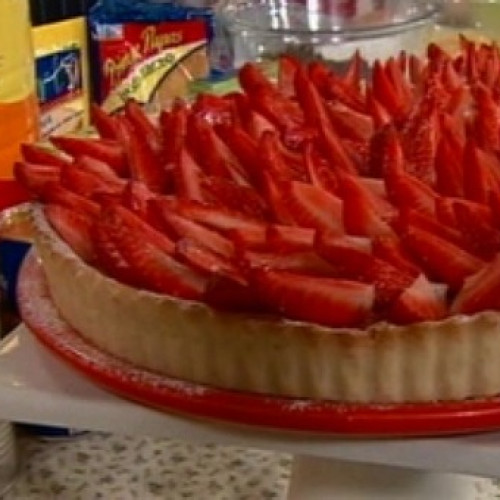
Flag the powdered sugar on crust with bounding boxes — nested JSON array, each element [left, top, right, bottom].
[[18, 250, 208, 398]]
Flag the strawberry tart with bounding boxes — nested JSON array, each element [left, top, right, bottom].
[[16, 37, 500, 404]]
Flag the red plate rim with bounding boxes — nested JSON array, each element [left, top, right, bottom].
[[16, 250, 500, 437]]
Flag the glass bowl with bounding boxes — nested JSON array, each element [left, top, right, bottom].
[[223, 0, 439, 68]]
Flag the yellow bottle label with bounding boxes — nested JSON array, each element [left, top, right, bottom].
[[0, 0, 38, 178]]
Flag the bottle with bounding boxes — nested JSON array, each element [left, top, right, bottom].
[[0, 0, 39, 178]]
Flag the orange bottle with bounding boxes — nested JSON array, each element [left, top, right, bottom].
[[0, 0, 39, 178]]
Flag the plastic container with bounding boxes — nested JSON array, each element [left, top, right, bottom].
[[0, 0, 39, 178], [223, 0, 439, 68]]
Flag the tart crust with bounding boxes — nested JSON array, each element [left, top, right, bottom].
[[31, 204, 500, 403]]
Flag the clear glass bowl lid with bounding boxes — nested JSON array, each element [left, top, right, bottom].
[[223, 0, 438, 38]]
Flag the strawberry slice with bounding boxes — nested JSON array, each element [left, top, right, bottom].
[[99, 204, 205, 298], [240, 249, 338, 276], [120, 181, 159, 223], [50, 136, 127, 176], [372, 60, 406, 121], [304, 144, 339, 194], [283, 180, 344, 234], [454, 200, 500, 258], [45, 204, 95, 262], [247, 110, 277, 140], [251, 269, 374, 328], [159, 100, 188, 165], [342, 49, 363, 91], [216, 125, 262, 186], [267, 225, 315, 252], [201, 176, 268, 219], [339, 173, 396, 238], [387, 274, 447, 325], [228, 226, 268, 252], [326, 102, 373, 143], [238, 63, 276, 95], [434, 135, 464, 197], [90, 103, 119, 140], [21, 143, 71, 168], [372, 236, 422, 277], [316, 234, 414, 309], [261, 171, 295, 225], [174, 200, 266, 235], [152, 200, 234, 258], [124, 99, 163, 155], [462, 139, 500, 205], [40, 183, 100, 217], [402, 224, 484, 291], [191, 93, 236, 126], [203, 275, 263, 312], [473, 82, 500, 151], [452, 255, 500, 314], [126, 129, 170, 193], [278, 54, 300, 98], [60, 164, 123, 198], [175, 238, 243, 283], [174, 148, 204, 202], [14, 162, 61, 195], [368, 124, 405, 178], [385, 171, 437, 215], [260, 131, 301, 182]]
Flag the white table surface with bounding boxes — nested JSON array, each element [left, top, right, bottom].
[[3, 325, 500, 482]]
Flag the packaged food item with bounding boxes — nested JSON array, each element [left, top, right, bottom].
[[89, 0, 213, 113], [0, 0, 39, 178], [32, 17, 91, 138]]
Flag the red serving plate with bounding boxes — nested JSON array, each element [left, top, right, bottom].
[[17, 250, 500, 437]]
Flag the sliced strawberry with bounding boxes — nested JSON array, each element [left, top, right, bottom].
[[451, 254, 500, 314], [201, 176, 268, 219], [240, 249, 338, 276], [326, 102, 373, 143], [396, 207, 464, 247], [342, 49, 363, 91], [189, 115, 250, 185], [251, 269, 374, 327], [434, 135, 464, 197], [124, 99, 163, 155], [44, 204, 95, 262], [278, 54, 300, 98], [174, 148, 204, 202], [175, 200, 266, 235], [266, 225, 315, 252], [175, 238, 243, 283], [304, 144, 339, 194], [387, 274, 447, 325], [316, 234, 414, 309], [283, 180, 344, 234], [261, 171, 295, 225], [90, 103, 119, 140], [228, 225, 268, 252], [191, 93, 236, 126], [454, 200, 500, 258], [372, 59, 406, 121], [366, 86, 392, 129], [60, 164, 123, 198], [152, 200, 234, 258], [385, 171, 437, 215], [50, 136, 127, 176], [126, 130, 170, 193], [368, 124, 405, 178], [216, 125, 262, 186], [14, 162, 61, 195], [384, 56, 413, 115], [238, 62, 276, 95], [402, 107, 439, 185], [159, 100, 188, 165], [462, 139, 500, 204], [92, 216, 141, 287], [260, 131, 300, 181], [21, 143, 70, 168], [473, 83, 500, 150], [247, 110, 277, 140], [402, 224, 484, 291], [40, 183, 100, 217], [372, 236, 422, 277], [294, 65, 330, 128], [99, 204, 205, 298], [339, 173, 396, 238]]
